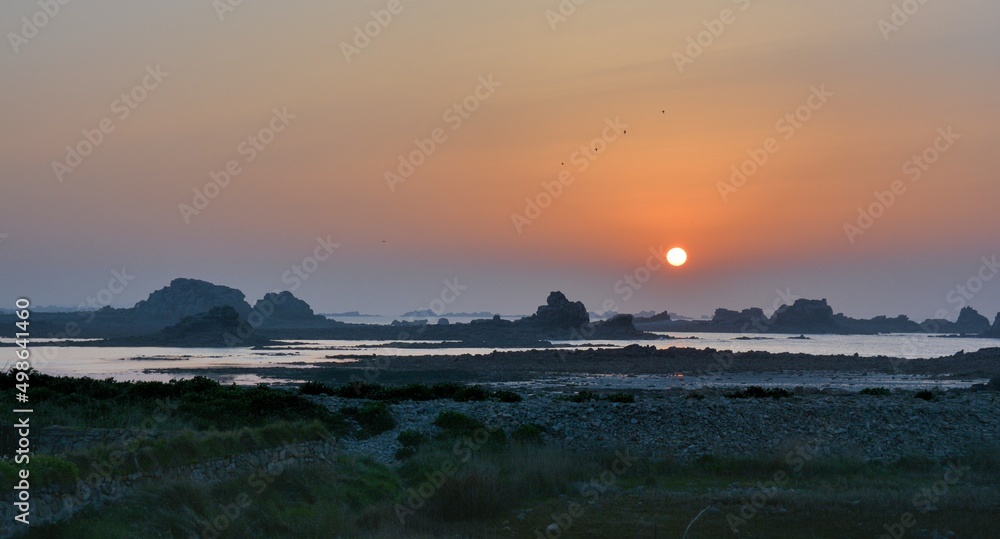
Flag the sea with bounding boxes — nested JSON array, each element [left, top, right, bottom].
[[3, 332, 996, 392]]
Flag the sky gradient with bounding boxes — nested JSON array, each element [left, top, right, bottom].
[[2, 0, 999, 320]]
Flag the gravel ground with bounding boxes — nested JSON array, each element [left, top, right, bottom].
[[310, 388, 1000, 465]]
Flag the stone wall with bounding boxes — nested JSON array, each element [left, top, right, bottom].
[[33, 426, 176, 456], [2, 439, 338, 538]]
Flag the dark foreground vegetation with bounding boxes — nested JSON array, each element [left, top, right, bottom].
[[3, 373, 999, 538], [19, 433, 1000, 538]]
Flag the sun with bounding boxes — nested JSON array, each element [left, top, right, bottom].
[[666, 247, 687, 267]]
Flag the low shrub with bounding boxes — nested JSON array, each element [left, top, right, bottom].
[[724, 386, 793, 400], [299, 381, 334, 396], [860, 387, 891, 396], [325, 382, 521, 403], [511, 424, 546, 445], [915, 390, 935, 401], [342, 402, 395, 438], [452, 385, 490, 402], [433, 411, 484, 435], [567, 390, 601, 403], [397, 429, 426, 449], [606, 392, 635, 403], [493, 390, 523, 403]]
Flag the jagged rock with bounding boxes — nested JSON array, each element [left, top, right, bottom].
[[988, 313, 1000, 338], [836, 314, 920, 334], [923, 308, 992, 335], [712, 308, 770, 332], [634, 311, 672, 323], [954, 307, 991, 334], [520, 291, 589, 331], [591, 314, 645, 339], [251, 291, 326, 326], [130, 278, 252, 325], [769, 299, 839, 334]]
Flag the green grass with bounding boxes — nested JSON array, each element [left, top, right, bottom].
[[511, 423, 546, 445], [0, 454, 80, 489], [0, 371, 348, 433], [20, 435, 1000, 538], [63, 420, 334, 479], [23, 458, 403, 539], [301, 381, 523, 404], [340, 402, 395, 439]]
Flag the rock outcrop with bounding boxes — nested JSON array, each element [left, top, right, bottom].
[[712, 308, 770, 332], [519, 291, 589, 331], [923, 308, 993, 335], [834, 314, 920, 334], [988, 313, 1000, 338], [767, 299, 839, 334], [591, 314, 646, 339], [155, 305, 245, 346], [954, 307, 992, 334], [130, 278, 252, 325], [251, 291, 327, 327]]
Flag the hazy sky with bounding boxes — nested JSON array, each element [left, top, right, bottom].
[[2, 0, 999, 320]]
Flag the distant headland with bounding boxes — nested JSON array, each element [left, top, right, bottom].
[[1, 278, 998, 347]]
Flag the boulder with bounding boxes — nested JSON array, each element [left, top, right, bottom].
[[712, 307, 769, 331], [954, 307, 992, 334], [520, 291, 589, 331], [130, 278, 252, 325], [251, 291, 326, 326], [769, 299, 839, 334]]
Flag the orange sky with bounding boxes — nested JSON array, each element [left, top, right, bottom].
[[2, 0, 999, 319]]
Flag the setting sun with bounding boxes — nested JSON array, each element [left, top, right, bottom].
[[666, 247, 688, 267]]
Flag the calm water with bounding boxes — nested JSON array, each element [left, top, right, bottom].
[[3, 333, 995, 389]]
